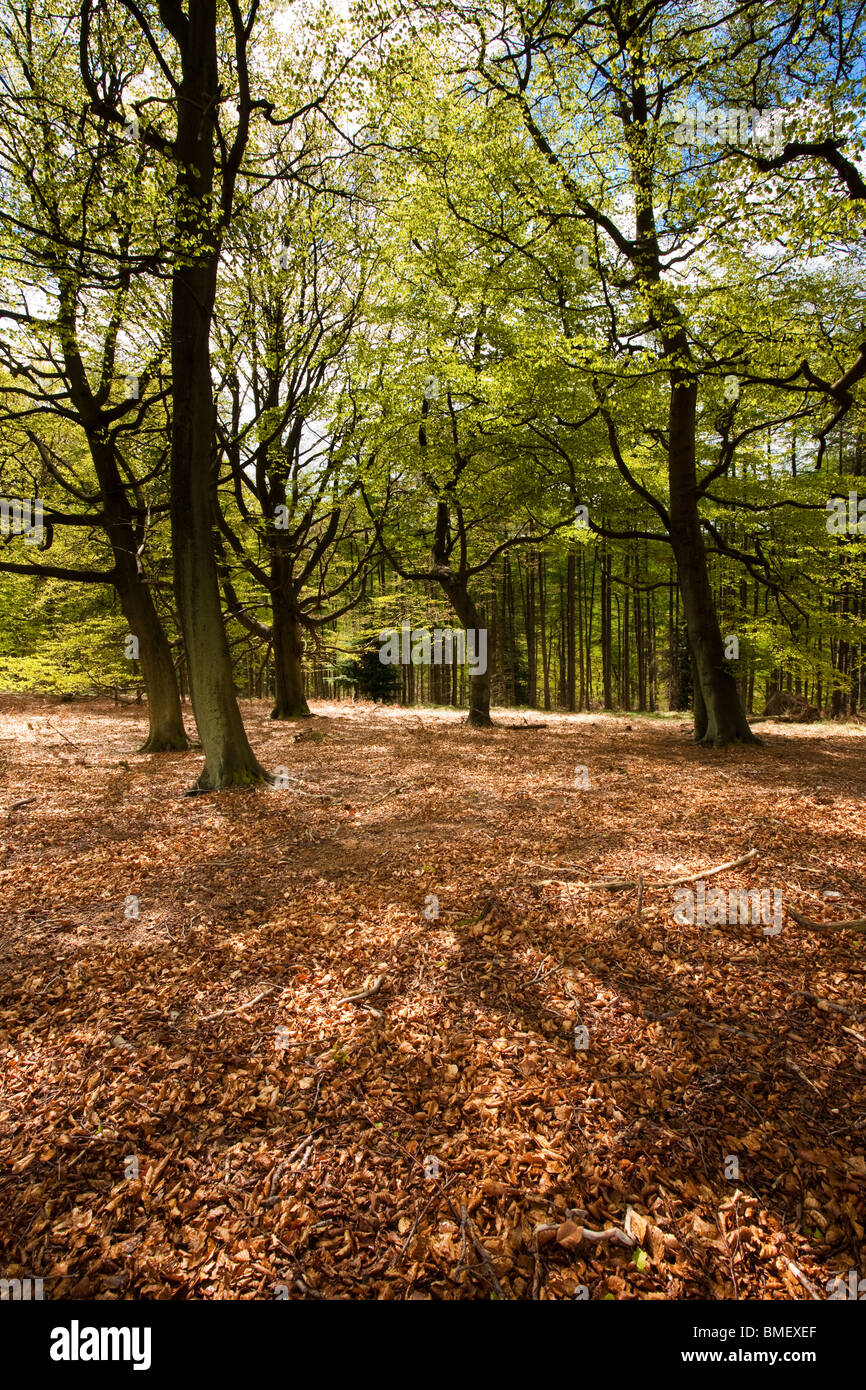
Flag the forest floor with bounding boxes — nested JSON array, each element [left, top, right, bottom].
[[0, 695, 864, 1301]]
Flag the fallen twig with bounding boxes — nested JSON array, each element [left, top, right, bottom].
[[199, 985, 276, 1022], [264, 1129, 322, 1205], [589, 848, 759, 892], [398, 1175, 457, 1260], [786, 905, 866, 933], [519, 859, 586, 874], [365, 782, 413, 807], [781, 1257, 822, 1300], [459, 1204, 508, 1299], [529, 958, 565, 985], [542, 1218, 635, 1248], [578, 1224, 634, 1247], [793, 990, 865, 1022], [340, 974, 385, 1004], [46, 719, 77, 746], [783, 1056, 823, 1095]]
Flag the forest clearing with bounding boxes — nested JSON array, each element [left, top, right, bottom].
[[1, 697, 864, 1302], [1, 0, 865, 1351]]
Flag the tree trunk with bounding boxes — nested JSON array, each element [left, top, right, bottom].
[[566, 547, 576, 712], [88, 435, 189, 753], [576, 548, 585, 709], [438, 579, 491, 726], [169, 1, 267, 788], [668, 377, 758, 745], [271, 592, 311, 718], [526, 553, 537, 708], [584, 546, 597, 710], [56, 282, 189, 753], [601, 547, 613, 709], [118, 571, 189, 751], [539, 556, 551, 710]]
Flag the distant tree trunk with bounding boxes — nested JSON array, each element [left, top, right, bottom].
[[271, 587, 311, 718], [118, 570, 189, 752], [646, 588, 656, 711], [831, 587, 850, 716], [503, 556, 517, 704], [88, 435, 189, 752], [558, 570, 567, 706], [538, 557, 552, 710], [621, 551, 631, 708], [436, 576, 492, 726], [431, 644, 442, 705], [667, 572, 677, 708], [613, 593, 621, 701], [584, 546, 597, 710], [527, 553, 537, 708], [566, 547, 576, 712], [576, 548, 585, 710], [668, 374, 757, 745], [635, 554, 646, 712], [601, 547, 613, 710]]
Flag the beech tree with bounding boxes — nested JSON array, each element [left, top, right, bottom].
[[432, 0, 864, 743], [212, 177, 375, 717], [0, 1, 188, 750]]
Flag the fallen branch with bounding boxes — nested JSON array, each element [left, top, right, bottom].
[[199, 985, 277, 1022], [264, 1129, 322, 1205], [793, 989, 865, 1022], [579, 1224, 635, 1246], [365, 782, 413, 808], [340, 974, 385, 1004], [519, 859, 586, 874], [781, 1257, 822, 1300], [542, 1218, 635, 1249], [398, 1175, 457, 1260], [783, 1056, 824, 1095], [46, 719, 78, 746], [588, 848, 759, 892], [786, 905, 866, 933], [459, 1204, 508, 1299], [645, 1008, 761, 1043]]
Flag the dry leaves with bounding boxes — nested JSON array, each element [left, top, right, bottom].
[[0, 696, 864, 1299]]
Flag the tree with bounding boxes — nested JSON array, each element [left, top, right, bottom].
[[0, 2, 189, 750], [212, 175, 375, 717], [443, 0, 865, 742]]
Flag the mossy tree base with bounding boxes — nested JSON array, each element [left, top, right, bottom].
[[138, 728, 193, 753], [270, 702, 312, 719]]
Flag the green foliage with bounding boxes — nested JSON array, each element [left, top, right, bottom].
[[0, 574, 141, 696], [336, 637, 400, 702]]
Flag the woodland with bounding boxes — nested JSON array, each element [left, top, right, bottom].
[[0, 0, 865, 1307]]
